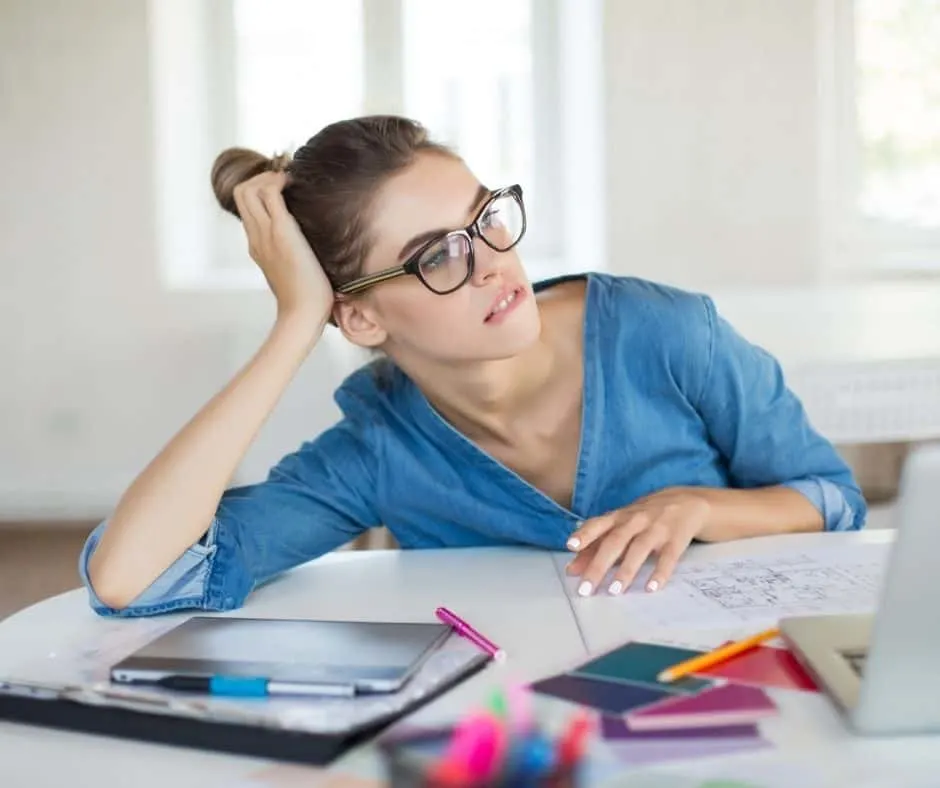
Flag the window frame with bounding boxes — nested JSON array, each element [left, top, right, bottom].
[[818, 0, 940, 279], [148, 0, 606, 292]]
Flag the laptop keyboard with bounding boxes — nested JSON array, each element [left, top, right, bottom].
[[842, 650, 868, 676]]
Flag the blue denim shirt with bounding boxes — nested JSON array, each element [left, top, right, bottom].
[[79, 273, 866, 616]]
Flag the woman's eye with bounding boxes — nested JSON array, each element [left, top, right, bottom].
[[482, 208, 504, 229], [422, 248, 448, 270]]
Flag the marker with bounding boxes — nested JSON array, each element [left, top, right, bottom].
[[435, 607, 507, 661], [466, 713, 507, 781], [431, 712, 504, 784], [510, 730, 555, 780], [507, 683, 535, 734], [488, 686, 509, 718], [657, 627, 781, 683], [145, 675, 355, 698], [556, 710, 593, 766]]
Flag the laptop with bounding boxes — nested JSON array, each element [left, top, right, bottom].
[[780, 443, 940, 735], [110, 617, 451, 695]]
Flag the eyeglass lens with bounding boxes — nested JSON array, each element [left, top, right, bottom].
[[416, 192, 524, 294]]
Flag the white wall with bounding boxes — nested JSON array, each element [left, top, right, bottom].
[[603, 0, 822, 288], [0, 0, 357, 520], [1, 0, 833, 520], [1, 0, 168, 518]]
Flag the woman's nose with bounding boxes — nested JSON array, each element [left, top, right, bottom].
[[469, 238, 503, 286]]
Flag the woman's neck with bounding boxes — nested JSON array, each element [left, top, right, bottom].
[[387, 278, 586, 445], [398, 331, 560, 445]]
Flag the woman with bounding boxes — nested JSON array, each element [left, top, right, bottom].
[[80, 116, 865, 616]]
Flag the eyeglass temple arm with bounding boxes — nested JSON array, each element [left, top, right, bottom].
[[336, 266, 409, 295]]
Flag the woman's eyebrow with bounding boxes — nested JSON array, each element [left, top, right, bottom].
[[397, 184, 490, 261]]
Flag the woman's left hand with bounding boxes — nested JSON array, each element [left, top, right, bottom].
[[565, 487, 712, 597]]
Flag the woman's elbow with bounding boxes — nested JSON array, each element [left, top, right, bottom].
[[85, 557, 140, 611]]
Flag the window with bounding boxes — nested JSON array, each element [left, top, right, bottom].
[[401, 0, 557, 256], [149, 0, 604, 290], [232, 0, 365, 157], [821, 0, 940, 275]]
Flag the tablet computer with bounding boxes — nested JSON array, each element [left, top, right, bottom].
[[110, 617, 451, 695]]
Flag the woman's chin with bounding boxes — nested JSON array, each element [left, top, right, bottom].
[[482, 313, 544, 360]]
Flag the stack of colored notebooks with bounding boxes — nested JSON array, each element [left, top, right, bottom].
[[529, 640, 812, 767]]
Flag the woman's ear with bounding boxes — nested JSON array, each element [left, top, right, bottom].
[[333, 298, 388, 348]]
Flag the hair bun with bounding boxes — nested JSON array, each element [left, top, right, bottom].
[[210, 147, 291, 217], [270, 152, 291, 172]]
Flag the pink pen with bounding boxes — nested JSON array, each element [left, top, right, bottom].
[[435, 606, 507, 661]]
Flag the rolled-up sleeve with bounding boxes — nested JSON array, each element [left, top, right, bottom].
[[79, 518, 224, 617], [782, 477, 857, 532], [684, 295, 867, 531], [79, 417, 381, 617]]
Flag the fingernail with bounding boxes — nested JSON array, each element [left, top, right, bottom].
[[566, 537, 581, 551], [608, 580, 623, 595], [577, 581, 593, 597], [646, 579, 660, 592]]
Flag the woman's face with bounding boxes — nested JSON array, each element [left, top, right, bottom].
[[341, 152, 542, 364]]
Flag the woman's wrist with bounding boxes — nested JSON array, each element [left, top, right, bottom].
[[693, 486, 824, 542], [273, 304, 330, 348]]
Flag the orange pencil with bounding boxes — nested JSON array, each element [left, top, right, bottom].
[[656, 627, 780, 683]]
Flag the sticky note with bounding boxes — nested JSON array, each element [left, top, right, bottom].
[[530, 673, 670, 714], [574, 641, 712, 694], [693, 646, 818, 692]]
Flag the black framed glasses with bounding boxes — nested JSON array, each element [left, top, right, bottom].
[[336, 184, 526, 296]]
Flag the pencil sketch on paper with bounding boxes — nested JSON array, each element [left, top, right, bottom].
[[628, 545, 889, 629], [674, 551, 885, 619], [557, 542, 892, 631]]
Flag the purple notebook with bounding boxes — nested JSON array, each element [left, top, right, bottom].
[[608, 735, 770, 766], [602, 716, 759, 741], [625, 683, 777, 731]]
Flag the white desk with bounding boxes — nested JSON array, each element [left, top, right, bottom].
[[712, 282, 940, 445], [2, 532, 939, 788]]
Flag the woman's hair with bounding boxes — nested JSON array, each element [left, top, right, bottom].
[[211, 116, 454, 289]]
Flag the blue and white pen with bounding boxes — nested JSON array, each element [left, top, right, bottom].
[[149, 675, 355, 698]]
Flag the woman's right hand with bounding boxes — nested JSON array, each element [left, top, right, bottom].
[[233, 171, 334, 328]]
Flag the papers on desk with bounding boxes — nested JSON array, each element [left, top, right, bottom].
[[555, 540, 890, 633]]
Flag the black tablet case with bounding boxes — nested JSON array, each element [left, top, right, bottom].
[[0, 654, 488, 766]]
